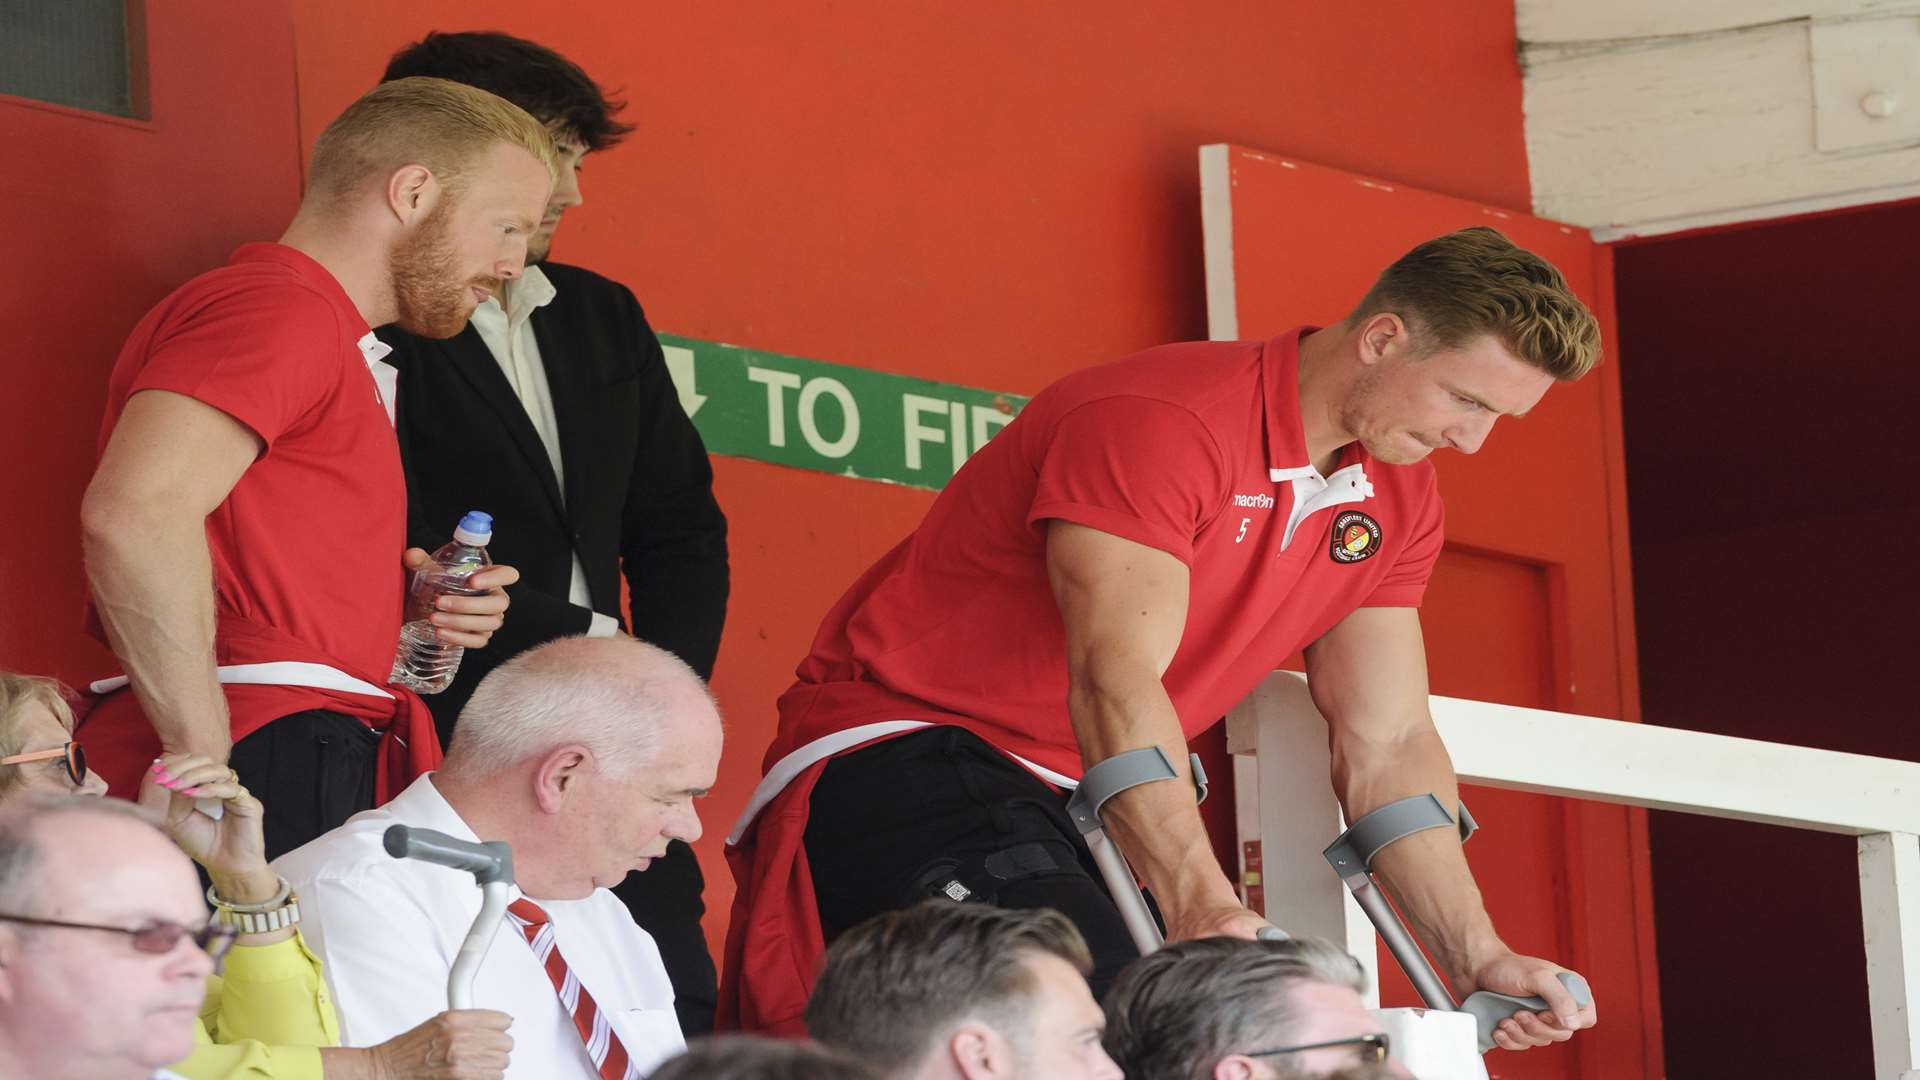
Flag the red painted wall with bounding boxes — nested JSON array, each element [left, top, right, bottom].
[[282, 2, 1539, 960], [1614, 199, 1920, 1079], [0, 2, 303, 684]]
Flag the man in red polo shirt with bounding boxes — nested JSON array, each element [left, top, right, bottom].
[[79, 77, 557, 858], [726, 227, 1603, 1053]]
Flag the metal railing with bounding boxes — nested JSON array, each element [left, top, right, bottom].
[[1225, 671, 1920, 1080]]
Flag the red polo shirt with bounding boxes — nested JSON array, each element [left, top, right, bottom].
[[84, 243, 410, 788], [771, 328, 1444, 778]]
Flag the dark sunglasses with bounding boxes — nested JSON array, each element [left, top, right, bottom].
[[0, 912, 238, 968], [1244, 1032, 1392, 1064], [0, 741, 87, 787]]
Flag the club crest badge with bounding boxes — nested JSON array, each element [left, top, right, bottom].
[[1329, 511, 1381, 564]]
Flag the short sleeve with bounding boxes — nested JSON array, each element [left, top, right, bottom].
[[283, 869, 449, 1047], [131, 284, 342, 449], [1363, 480, 1445, 608], [1025, 396, 1230, 565]]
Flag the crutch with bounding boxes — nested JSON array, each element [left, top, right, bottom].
[[1064, 745, 1213, 955], [384, 824, 515, 1009], [1323, 794, 1594, 1053]]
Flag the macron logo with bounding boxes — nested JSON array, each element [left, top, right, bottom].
[[1231, 492, 1276, 510]]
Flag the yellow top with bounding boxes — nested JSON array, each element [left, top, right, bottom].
[[167, 933, 339, 1080]]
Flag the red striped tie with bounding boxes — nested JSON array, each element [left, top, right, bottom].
[[507, 898, 636, 1080]]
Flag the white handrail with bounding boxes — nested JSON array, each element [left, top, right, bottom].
[[1227, 670, 1920, 1080]]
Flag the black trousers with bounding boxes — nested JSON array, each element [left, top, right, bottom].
[[802, 725, 1148, 999], [228, 709, 380, 862]]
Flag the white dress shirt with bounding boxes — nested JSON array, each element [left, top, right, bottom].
[[468, 266, 617, 638], [272, 775, 684, 1078]]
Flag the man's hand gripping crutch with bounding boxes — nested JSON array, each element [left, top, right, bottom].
[[378, 825, 519, 1078], [1050, 525, 1596, 1064]]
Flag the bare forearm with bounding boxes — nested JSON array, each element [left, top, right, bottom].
[[1334, 726, 1502, 983], [1069, 666, 1239, 924], [83, 513, 230, 758]]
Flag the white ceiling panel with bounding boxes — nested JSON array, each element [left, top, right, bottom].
[[1519, 0, 1920, 237]]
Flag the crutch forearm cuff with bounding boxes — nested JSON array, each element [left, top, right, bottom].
[[1322, 793, 1476, 876], [1065, 746, 1208, 836]]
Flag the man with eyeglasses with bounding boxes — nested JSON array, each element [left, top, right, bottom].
[[1101, 936, 1411, 1080], [0, 794, 230, 1080], [0, 673, 517, 1079]]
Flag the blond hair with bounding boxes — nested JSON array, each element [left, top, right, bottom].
[[307, 75, 558, 206], [1346, 226, 1602, 381], [0, 675, 78, 797]]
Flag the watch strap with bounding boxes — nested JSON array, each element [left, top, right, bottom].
[[207, 876, 301, 932]]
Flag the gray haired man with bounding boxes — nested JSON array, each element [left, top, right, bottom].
[[277, 636, 723, 1078], [0, 795, 225, 1080], [1101, 936, 1412, 1080]]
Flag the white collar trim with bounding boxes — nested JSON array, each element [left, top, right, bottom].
[[359, 332, 397, 428], [1276, 463, 1375, 550]]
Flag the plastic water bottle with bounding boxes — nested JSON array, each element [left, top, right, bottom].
[[389, 511, 494, 694]]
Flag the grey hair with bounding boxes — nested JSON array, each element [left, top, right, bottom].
[[1102, 936, 1367, 1080], [0, 795, 161, 915], [0, 673, 79, 798], [442, 636, 715, 778]]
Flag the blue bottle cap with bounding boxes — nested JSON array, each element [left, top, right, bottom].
[[453, 511, 493, 545]]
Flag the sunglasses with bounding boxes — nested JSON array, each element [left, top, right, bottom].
[[0, 912, 238, 969], [1244, 1032, 1392, 1064], [0, 741, 87, 787]]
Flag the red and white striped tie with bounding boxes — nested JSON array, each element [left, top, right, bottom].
[[507, 898, 639, 1080]]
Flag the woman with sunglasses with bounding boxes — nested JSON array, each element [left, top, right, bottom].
[[0, 675, 110, 798], [1, 675, 511, 1080], [2, 673, 334, 1079]]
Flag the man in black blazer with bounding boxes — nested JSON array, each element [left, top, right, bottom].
[[377, 31, 730, 1035]]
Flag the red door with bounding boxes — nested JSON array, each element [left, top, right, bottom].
[[1201, 146, 1659, 1079], [0, 2, 304, 686]]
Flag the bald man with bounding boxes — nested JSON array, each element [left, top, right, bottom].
[[0, 795, 222, 1080], [278, 636, 723, 1079]]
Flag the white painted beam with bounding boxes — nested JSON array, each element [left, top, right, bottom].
[[1221, 672, 1920, 1068], [1518, 0, 1920, 235], [1226, 680, 1380, 1004], [1199, 144, 1237, 342], [1861, 832, 1920, 1079], [1518, 0, 1920, 47], [1524, 18, 1920, 230], [1231, 670, 1920, 1077], [1250, 671, 1920, 838], [1590, 180, 1920, 242]]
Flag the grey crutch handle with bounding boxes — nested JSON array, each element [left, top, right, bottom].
[[384, 825, 515, 1009], [384, 825, 514, 884], [1461, 972, 1594, 1052], [1324, 795, 1593, 1054]]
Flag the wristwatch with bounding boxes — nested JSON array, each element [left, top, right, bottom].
[[207, 875, 302, 933]]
